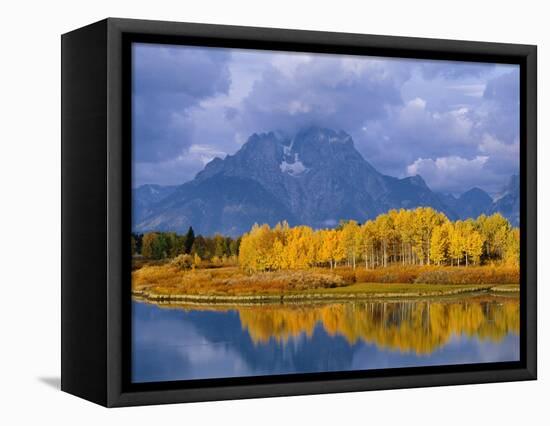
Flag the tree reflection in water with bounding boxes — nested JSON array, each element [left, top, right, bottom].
[[132, 295, 520, 382], [231, 296, 519, 354]]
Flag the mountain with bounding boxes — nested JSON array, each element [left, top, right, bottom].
[[457, 188, 494, 219], [133, 127, 516, 235], [437, 188, 493, 221], [133, 184, 178, 227], [436, 192, 459, 215], [436, 179, 519, 226], [134, 176, 297, 236], [490, 175, 520, 226]]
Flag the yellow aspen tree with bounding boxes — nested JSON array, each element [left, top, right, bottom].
[[478, 213, 510, 260], [310, 230, 323, 266], [397, 209, 415, 265], [271, 238, 286, 270], [321, 229, 344, 269], [504, 228, 520, 267], [341, 220, 360, 269], [285, 226, 314, 269], [375, 214, 394, 267], [448, 222, 464, 266], [317, 229, 331, 268], [238, 229, 255, 272], [465, 230, 484, 265], [430, 225, 448, 265], [238, 223, 276, 271], [360, 221, 375, 269], [410, 210, 425, 265]]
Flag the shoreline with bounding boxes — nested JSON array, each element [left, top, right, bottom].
[[132, 283, 519, 306]]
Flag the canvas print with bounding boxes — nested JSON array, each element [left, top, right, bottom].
[[131, 43, 520, 383]]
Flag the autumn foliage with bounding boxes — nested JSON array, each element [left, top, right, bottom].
[[350, 265, 518, 285], [132, 208, 520, 297], [238, 208, 519, 272]]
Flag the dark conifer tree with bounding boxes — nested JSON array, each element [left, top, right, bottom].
[[184, 226, 195, 254]]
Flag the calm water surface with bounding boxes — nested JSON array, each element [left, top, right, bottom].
[[132, 296, 519, 383]]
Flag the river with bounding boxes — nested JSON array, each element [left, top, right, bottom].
[[132, 296, 519, 383]]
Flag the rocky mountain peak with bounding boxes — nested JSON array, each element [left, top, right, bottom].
[[494, 174, 519, 202], [133, 128, 519, 235], [401, 175, 429, 188], [461, 187, 494, 203]]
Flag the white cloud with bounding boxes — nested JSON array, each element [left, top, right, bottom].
[[409, 97, 427, 109], [395, 98, 474, 147], [407, 155, 490, 193], [447, 83, 486, 98], [288, 100, 311, 115], [134, 145, 228, 186], [479, 133, 517, 155], [407, 155, 489, 176], [189, 144, 227, 165], [271, 53, 313, 77]]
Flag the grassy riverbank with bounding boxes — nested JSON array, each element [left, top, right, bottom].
[[133, 282, 518, 304], [132, 263, 519, 304]]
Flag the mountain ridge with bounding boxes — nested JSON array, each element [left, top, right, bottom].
[[133, 127, 519, 235]]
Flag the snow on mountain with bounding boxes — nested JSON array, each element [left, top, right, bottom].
[[133, 127, 519, 235]]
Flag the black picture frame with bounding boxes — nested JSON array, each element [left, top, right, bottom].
[[61, 17, 537, 407]]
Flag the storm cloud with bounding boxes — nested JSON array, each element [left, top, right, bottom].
[[132, 43, 520, 195], [132, 44, 231, 163]]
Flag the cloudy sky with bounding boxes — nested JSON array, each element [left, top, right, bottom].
[[132, 42, 519, 195]]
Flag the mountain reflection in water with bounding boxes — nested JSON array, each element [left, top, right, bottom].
[[132, 296, 519, 383]]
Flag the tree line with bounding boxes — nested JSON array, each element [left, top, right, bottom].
[[238, 208, 519, 272], [132, 226, 241, 262]]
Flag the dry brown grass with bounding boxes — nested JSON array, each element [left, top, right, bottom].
[[132, 266, 346, 296], [413, 266, 519, 284], [132, 263, 518, 299], [339, 265, 518, 285], [131, 257, 169, 271]]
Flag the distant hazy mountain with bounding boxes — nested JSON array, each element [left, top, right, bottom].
[[133, 127, 519, 235], [437, 188, 494, 221], [133, 184, 178, 228], [490, 175, 520, 226]]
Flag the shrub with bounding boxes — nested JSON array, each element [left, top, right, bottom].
[[414, 266, 519, 284], [355, 266, 420, 284], [170, 254, 194, 270], [333, 267, 356, 284]]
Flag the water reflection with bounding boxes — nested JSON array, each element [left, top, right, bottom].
[[238, 298, 519, 353], [132, 296, 519, 383]]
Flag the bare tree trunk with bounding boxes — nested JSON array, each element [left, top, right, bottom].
[[427, 233, 431, 265], [371, 246, 374, 269]]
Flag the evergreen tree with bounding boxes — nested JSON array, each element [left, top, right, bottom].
[[184, 226, 195, 254]]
